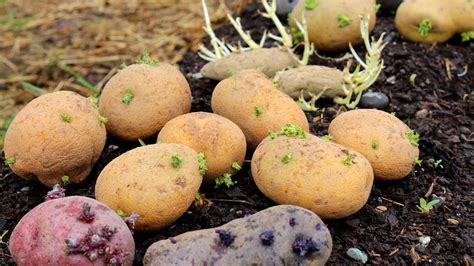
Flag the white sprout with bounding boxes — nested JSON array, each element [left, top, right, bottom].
[[261, 0, 293, 48], [290, 14, 315, 66], [227, 15, 267, 50]]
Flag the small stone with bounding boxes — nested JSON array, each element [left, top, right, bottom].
[[276, 0, 299, 16], [447, 218, 459, 225], [375, 206, 387, 212], [418, 236, 431, 247], [191, 72, 203, 79], [415, 109, 429, 119], [386, 76, 396, 84], [347, 247, 368, 264], [20, 186, 31, 193], [359, 92, 389, 110]]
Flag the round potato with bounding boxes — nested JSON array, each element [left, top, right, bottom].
[[3, 91, 106, 187], [251, 133, 374, 219], [158, 112, 246, 182], [328, 109, 420, 181], [211, 70, 309, 148], [95, 143, 202, 230], [291, 0, 376, 52], [99, 63, 192, 141]]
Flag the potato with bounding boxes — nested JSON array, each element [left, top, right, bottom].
[[9, 196, 135, 265], [144, 205, 332, 265], [3, 91, 106, 187], [201, 47, 296, 80], [291, 0, 377, 51], [95, 143, 202, 230], [158, 112, 246, 182], [99, 63, 192, 141], [251, 131, 374, 219], [211, 70, 309, 148], [328, 109, 420, 181], [395, 0, 474, 43]]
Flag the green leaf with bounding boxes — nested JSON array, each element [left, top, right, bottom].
[[198, 153, 208, 175], [121, 88, 134, 105], [61, 175, 70, 185], [419, 198, 427, 207], [171, 154, 183, 168], [304, 0, 318, 10], [60, 113, 72, 123], [405, 130, 420, 147], [461, 31, 474, 42], [426, 199, 440, 208], [337, 14, 352, 28], [231, 162, 242, 171], [343, 155, 353, 166], [321, 134, 333, 141], [254, 106, 264, 117], [136, 52, 159, 66], [281, 153, 293, 164], [418, 19, 432, 37]]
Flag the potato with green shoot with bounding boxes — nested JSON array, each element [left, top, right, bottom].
[[395, 0, 474, 43], [252, 124, 374, 219], [158, 112, 246, 183], [211, 70, 309, 148], [4, 91, 106, 187], [328, 109, 420, 181], [99, 55, 192, 141], [290, 0, 377, 52], [95, 143, 203, 230]]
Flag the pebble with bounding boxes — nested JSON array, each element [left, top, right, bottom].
[[359, 91, 390, 110], [276, 0, 299, 16], [347, 247, 368, 264], [386, 76, 396, 84], [418, 236, 431, 247]]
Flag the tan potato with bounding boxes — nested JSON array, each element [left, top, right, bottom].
[[328, 109, 420, 181], [251, 133, 374, 219], [211, 70, 309, 148], [158, 112, 246, 182], [4, 91, 106, 187], [395, 0, 474, 43], [291, 0, 377, 52], [95, 143, 202, 230], [99, 63, 192, 141], [201, 48, 296, 80]]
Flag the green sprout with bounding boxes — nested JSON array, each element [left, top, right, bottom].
[[321, 134, 333, 141], [413, 158, 423, 166], [87, 96, 98, 106], [282, 153, 293, 164], [269, 131, 277, 140], [171, 154, 182, 168], [138, 139, 146, 146], [4, 157, 15, 166], [372, 140, 379, 150], [0, 230, 8, 244], [198, 153, 208, 175], [116, 209, 128, 217], [417, 198, 440, 213], [461, 31, 474, 42], [60, 113, 72, 123], [136, 52, 159, 66], [343, 155, 353, 166], [272, 80, 280, 89], [61, 175, 70, 185], [409, 74, 417, 87], [418, 19, 432, 37], [98, 115, 108, 124], [194, 193, 201, 201], [121, 88, 134, 105], [304, 0, 318, 10], [254, 106, 264, 117], [433, 159, 443, 169], [231, 162, 242, 171], [119, 62, 127, 69], [374, 3, 381, 13], [269, 124, 306, 139], [405, 130, 420, 147], [291, 27, 304, 43], [215, 173, 235, 188], [337, 14, 352, 28]]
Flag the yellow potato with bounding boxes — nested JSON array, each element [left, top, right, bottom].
[[158, 112, 246, 182], [291, 0, 376, 51], [211, 70, 309, 148], [99, 63, 192, 141], [4, 91, 106, 187], [95, 143, 202, 230], [328, 109, 420, 181], [251, 133, 374, 219]]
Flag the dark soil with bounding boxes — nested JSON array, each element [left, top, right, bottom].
[[1, 3, 473, 265]]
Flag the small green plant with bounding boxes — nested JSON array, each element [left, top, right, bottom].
[[337, 14, 352, 28], [171, 154, 183, 168], [304, 0, 318, 10], [0, 230, 8, 244], [343, 155, 353, 166], [254, 106, 264, 117], [61, 175, 70, 185], [215, 173, 235, 188], [198, 153, 208, 175], [136, 52, 159, 66], [461, 31, 474, 42], [374, 3, 381, 13], [418, 19, 432, 37], [121, 88, 134, 105], [291, 27, 304, 43], [119, 62, 127, 69], [409, 73, 417, 87], [269, 124, 306, 140], [116, 209, 128, 217], [405, 130, 420, 147], [281, 153, 293, 164], [231, 162, 242, 171], [4, 157, 15, 166], [417, 198, 440, 213], [138, 139, 146, 146], [321, 134, 333, 141], [98, 115, 108, 124], [87, 96, 98, 106], [371, 140, 379, 150], [60, 113, 72, 123], [433, 159, 443, 169], [413, 158, 423, 166]]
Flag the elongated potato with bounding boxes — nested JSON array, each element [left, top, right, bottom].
[[201, 47, 296, 80], [95, 143, 202, 230], [328, 109, 419, 181], [252, 133, 374, 219], [211, 70, 309, 148]]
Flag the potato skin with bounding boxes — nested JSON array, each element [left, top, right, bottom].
[[211, 70, 309, 148], [328, 109, 419, 181], [158, 112, 246, 182], [99, 63, 192, 141], [201, 47, 296, 80], [4, 91, 106, 187], [291, 0, 376, 52], [9, 196, 135, 266], [95, 143, 202, 230], [395, 0, 474, 43], [251, 134, 374, 219], [144, 205, 332, 265]]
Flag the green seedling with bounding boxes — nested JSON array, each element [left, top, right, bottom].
[[87, 96, 98, 106], [20, 81, 46, 95], [171, 154, 183, 168], [405, 130, 420, 147], [374, 3, 381, 13], [60, 113, 72, 123], [231, 162, 242, 171], [433, 159, 443, 169], [321, 134, 333, 141], [138, 139, 146, 146], [343, 155, 353, 166], [418, 19, 432, 37], [371, 139, 379, 150], [198, 153, 208, 175], [98, 115, 108, 124], [304, 0, 318, 10], [254, 106, 264, 117], [4, 157, 15, 166], [282, 153, 293, 164], [116, 209, 128, 217], [417, 198, 440, 213], [121, 88, 134, 105], [461, 31, 474, 42], [269, 124, 306, 140], [337, 14, 352, 28], [215, 173, 235, 188], [409, 73, 417, 87], [61, 175, 70, 185], [413, 158, 423, 166], [136, 52, 159, 66]]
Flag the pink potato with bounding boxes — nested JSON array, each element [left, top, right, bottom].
[[9, 196, 135, 266]]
